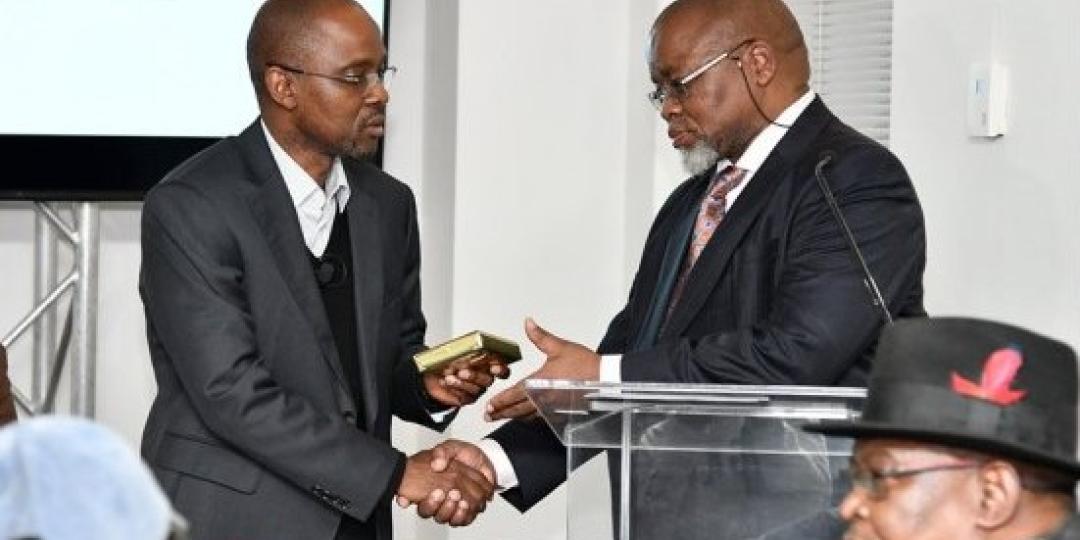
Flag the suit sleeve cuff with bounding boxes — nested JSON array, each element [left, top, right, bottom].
[[382, 451, 408, 503], [417, 372, 459, 422], [427, 407, 456, 423], [478, 438, 519, 491], [599, 355, 622, 383]]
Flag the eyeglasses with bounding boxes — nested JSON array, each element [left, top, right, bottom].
[[647, 38, 753, 110], [267, 63, 397, 93], [847, 460, 983, 499]]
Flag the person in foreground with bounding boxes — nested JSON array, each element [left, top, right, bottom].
[[409, 0, 927, 528], [139, 1, 506, 538], [0, 416, 189, 540], [806, 317, 1080, 540]]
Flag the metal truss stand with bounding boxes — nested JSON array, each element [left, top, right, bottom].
[[2, 202, 99, 418]]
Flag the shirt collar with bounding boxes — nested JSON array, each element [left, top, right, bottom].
[[260, 121, 351, 214], [715, 89, 816, 176]]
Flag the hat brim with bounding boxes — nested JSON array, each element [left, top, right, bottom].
[[805, 419, 1080, 477]]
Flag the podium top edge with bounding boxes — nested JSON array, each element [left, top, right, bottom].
[[523, 379, 867, 399]]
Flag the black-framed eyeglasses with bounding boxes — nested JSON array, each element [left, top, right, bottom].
[[848, 460, 983, 500], [267, 62, 397, 93], [647, 38, 754, 111]]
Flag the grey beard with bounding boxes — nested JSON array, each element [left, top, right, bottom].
[[679, 140, 721, 177]]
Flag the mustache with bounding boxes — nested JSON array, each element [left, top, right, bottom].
[[357, 103, 386, 122], [353, 108, 386, 130]]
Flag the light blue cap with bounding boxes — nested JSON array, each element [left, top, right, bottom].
[[0, 416, 174, 540]]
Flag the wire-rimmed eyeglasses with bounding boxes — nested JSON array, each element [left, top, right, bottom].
[[847, 460, 983, 500], [267, 62, 397, 93], [647, 38, 753, 110]]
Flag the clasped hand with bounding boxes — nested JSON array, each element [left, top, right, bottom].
[[397, 319, 600, 526], [397, 352, 508, 526], [422, 351, 511, 408], [396, 440, 496, 526]]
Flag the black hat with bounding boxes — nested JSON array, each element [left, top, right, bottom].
[[806, 317, 1080, 475]]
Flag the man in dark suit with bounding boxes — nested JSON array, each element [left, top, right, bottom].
[[416, 0, 926, 535], [139, 1, 505, 539]]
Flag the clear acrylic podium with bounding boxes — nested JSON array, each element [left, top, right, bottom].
[[524, 380, 866, 540]]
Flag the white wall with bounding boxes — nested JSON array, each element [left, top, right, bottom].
[[443, 2, 639, 538], [0, 205, 37, 412], [384, 1, 672, 537], [382, 0, 458, 538], [890, 0, 1080, 348]]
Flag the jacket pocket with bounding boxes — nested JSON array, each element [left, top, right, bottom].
[[155, 432, 262, 494]]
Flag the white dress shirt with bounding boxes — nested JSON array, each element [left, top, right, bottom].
[[483, 90, 819, 490], [261, 122, 350, 257]]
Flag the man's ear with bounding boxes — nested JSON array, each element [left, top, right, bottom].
[[264, 66, 299, 110], [974, 460, 1023, 530], [740, 40, 777, 87]]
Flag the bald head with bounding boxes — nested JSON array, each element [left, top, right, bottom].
[[246, 0, 379, 103], [653, 0, 810, 89]]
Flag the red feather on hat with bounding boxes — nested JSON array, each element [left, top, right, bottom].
[[951, 347, 1027, 406]]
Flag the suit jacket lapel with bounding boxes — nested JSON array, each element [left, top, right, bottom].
[[630, 174, 708, 351], [236, 121, 354, 410], [661, 98, 835, 339], [344, 161, 384, 430]]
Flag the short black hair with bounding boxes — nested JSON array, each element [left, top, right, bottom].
[[245, 0, 344, 102]]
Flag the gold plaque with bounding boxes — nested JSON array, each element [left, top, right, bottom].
[[414, 331, 523, 373]]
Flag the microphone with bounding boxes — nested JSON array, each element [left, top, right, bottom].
[[813, 152, 893, 324], [313, 254, 349, 289]]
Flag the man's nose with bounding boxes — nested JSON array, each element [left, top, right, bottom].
[[366, 80, 390, 106], [837, 488, 869, 522], [660, 95, 681, 122]]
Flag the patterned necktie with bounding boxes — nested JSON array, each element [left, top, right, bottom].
[[688, 165, 747, 268], [665, 165, 748, 319]]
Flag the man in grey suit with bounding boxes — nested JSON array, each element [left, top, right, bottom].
[[139, 1, 505, 538]]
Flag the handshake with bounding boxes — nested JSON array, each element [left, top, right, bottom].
[[394, 317, 606, 526], [396, 439, 496, 527]]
